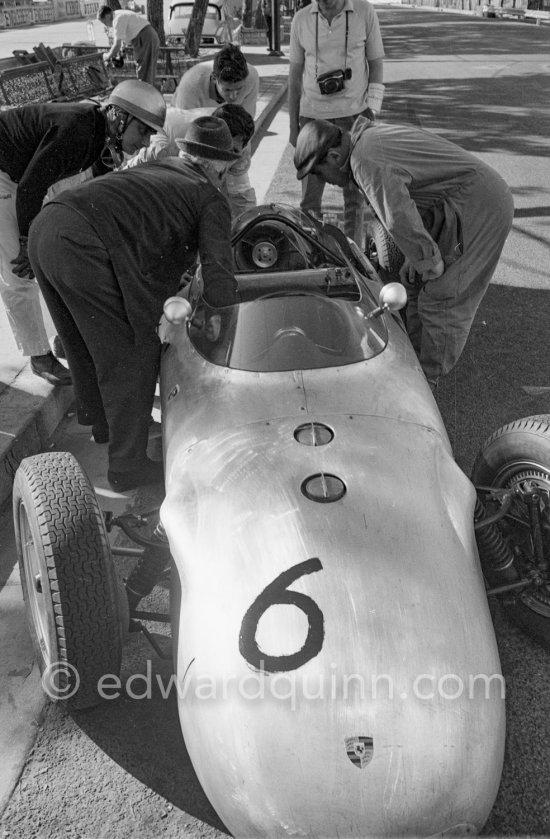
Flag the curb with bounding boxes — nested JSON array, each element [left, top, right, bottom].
[[0, 664, 46, 819], [252, 78, 288, 154]]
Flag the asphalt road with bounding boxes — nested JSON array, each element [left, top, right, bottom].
[[1, 6, 550, 838]]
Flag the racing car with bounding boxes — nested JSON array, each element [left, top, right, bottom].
[[12, 204, 550, 837]]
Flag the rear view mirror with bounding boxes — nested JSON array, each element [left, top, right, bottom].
[[369, 283, 407, 319]]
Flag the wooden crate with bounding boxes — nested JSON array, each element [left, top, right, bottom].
[[56, 52, 111, 99], [0, 62, 60, 108]]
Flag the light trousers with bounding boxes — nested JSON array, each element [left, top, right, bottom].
[[0, 169, 51, 356]]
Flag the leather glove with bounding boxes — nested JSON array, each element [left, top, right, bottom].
[[11, 237, 35, 279]]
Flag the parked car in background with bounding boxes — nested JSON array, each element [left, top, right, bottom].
[[166, 0, 240, 47], [482, 2, 498, 16]]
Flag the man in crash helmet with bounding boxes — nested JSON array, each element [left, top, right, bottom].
[[0, 79, 165, 386]]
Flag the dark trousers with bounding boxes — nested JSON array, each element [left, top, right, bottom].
[[28, 204, 161, 473], [132, 24, 160, 85], [265, 13, 273, 48]]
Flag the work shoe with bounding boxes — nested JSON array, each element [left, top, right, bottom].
[[92, 421, 109, 444], [51, 334, 66, 359], [107, 458, 164, 493], [30, 352, 72, 386]]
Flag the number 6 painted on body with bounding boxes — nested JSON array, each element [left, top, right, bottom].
[[239, 558, 324, 672]]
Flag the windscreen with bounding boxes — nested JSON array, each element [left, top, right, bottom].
[[187, 209, 388, 372], [171, 4, 220, 18], [188, 293, 387, 372]]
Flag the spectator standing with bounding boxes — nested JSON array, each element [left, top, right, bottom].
[[0, 80, 165, 385], [288, 0, 384, 244], [174, 45, 259, 217], [294, 117, 514, 389], [28, 117, 240, 492], [99, 5, 160, 85], [262, 0, 273, 52]]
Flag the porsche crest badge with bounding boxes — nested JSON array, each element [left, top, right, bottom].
[[345, 736, 374, 769]]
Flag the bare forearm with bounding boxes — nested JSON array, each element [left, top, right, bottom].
[[106, 39, 123, 59], [288, 62, 303, 143]]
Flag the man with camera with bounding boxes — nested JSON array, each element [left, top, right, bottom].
[[288, 0, 384, 245]]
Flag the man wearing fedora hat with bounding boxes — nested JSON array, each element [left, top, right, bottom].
[[28, 116, 240, 493], [124, 103, 256, 222]]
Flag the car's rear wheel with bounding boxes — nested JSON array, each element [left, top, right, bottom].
[[13, 452, 123, 710], [366, 220, 404, 280], [472, 415, 550, 646]]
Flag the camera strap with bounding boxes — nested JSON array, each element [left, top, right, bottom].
[[315, 8, 349, 80]]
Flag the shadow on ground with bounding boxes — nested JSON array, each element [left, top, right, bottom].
[[377, 7, 550, 156], [435, 282, 550, 475]]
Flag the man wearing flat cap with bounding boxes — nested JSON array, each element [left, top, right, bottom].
[[29, 116, 239, 493], [294, 117, 514, 389]]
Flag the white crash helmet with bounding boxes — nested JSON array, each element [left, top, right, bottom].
[[107, 79, 166, 132]]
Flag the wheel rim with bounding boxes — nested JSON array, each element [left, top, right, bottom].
[[493, 459, 550, 616], [19, 502, 56, 665]]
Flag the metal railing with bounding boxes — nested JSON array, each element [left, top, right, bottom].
[[0, 0, 100, 28], [1, 4, 54, 27]]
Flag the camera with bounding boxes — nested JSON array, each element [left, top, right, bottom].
[[317, 68, 352, 96]]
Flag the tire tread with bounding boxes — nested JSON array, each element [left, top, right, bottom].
[[13, 452, 122, 710]]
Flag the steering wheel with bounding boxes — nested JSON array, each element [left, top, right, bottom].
[[251, 239, 279, 269], [235, 229, 288, 270]]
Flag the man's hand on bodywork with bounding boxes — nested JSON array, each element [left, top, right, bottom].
[[11, 237, 35, 279]]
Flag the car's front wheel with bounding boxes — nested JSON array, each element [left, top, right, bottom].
[[13, 452, 123, 709], [472, 415, 550, 646], [366, 220, 404, 280]]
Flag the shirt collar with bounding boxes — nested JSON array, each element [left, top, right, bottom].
[[209, 74, 225, 104], [310, 0, 354, 15]]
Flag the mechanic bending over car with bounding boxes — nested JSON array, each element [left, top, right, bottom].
[[294, 117, 514, 389], [0, 79, 165, 387], [98, 5, 160, 86], [28, 116, 240, 493], [124, 102, 256, 220]]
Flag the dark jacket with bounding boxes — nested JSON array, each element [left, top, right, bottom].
[[43, 157, 237, 333], [0, 101, 107, 235]]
